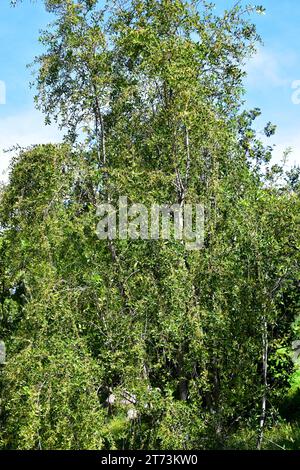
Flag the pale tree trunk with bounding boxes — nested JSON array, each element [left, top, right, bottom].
[[257, 315, 268, 450], [184, 125, 190, 191], [92, 84, 129, 303]]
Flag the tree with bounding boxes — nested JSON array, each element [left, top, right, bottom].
[[1, 0, 299, 450]]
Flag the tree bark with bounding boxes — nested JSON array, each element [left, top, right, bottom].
[[257, 316, 268, 450]]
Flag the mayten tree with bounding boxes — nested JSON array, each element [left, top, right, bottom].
[[0, 0, 299, 450]]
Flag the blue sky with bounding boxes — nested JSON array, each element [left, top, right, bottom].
[[1, 0, 300, 181]]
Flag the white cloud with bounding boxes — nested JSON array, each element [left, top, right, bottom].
[[271, 134, 300, 169], [245, 48, 295, 89], [0, 108, 62, 183]]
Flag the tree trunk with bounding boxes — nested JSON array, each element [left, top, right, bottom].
[[257, 316, 268, 450]]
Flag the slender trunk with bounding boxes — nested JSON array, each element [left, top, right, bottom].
[[184, 125, 190, 190], [257, 316, 268, 450], [92, 84, 130, 307], [99, 110, 106, 167], [92, 83, 106, 169]]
